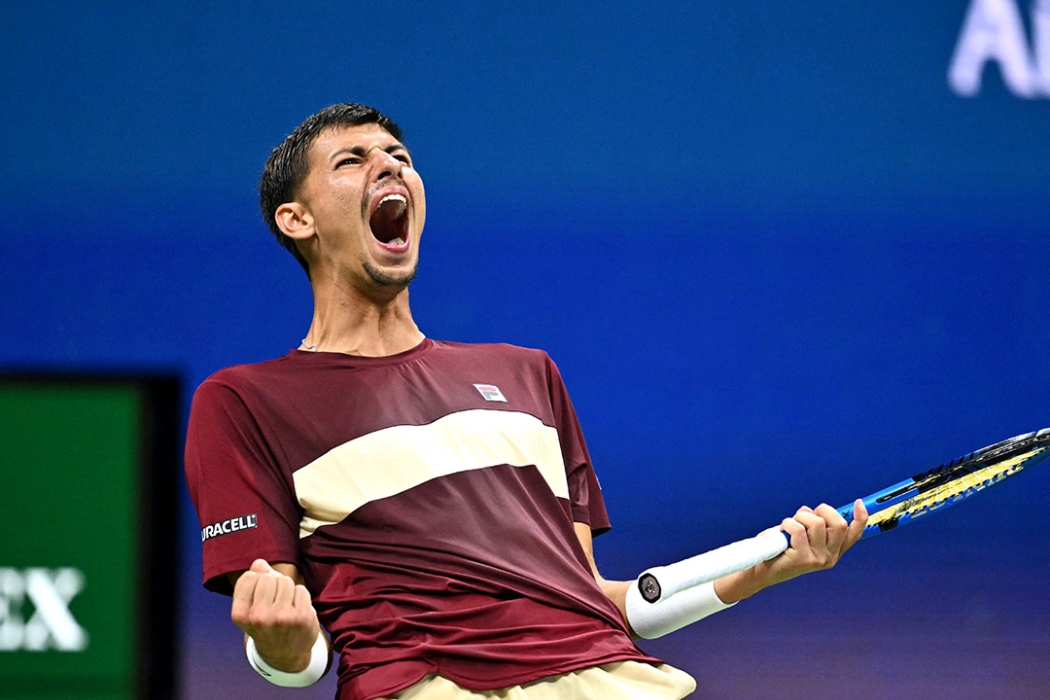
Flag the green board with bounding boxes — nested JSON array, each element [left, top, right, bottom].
[[0, 377, 179, 699]]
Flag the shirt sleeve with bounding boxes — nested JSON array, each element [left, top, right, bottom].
[[545, 355, 611, 535], [184, 374, 303, 594]]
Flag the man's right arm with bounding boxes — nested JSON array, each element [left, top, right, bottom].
[[228, 559, 329, 674]]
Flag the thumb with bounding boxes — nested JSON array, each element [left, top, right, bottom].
[[249, 559, 279, 577]]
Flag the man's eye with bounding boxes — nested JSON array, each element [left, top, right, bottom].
[[337, 157, 361, 167]]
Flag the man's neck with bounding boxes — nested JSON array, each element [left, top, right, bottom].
[[301, 280, 424, 358]]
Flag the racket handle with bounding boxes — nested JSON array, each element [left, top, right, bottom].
[[636, 530, 790, 603]]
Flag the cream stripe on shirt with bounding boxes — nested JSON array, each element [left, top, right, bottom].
[[293, 408, 568, 538]]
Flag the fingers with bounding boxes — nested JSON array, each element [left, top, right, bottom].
[[780, 503, 854, 570], [294, 583, 313, 610], [748, 500, 868, 593], [251, 569, 297, 609], [812, 503, 850, 556], [231, 559, 314, 636], [230, 563, 264, 627], [232, 560, 278, 615]]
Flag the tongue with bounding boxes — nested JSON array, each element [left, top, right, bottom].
[[370, 199, 407, 244]]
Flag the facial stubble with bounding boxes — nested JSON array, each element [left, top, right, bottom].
[[363, 260, 418, 288]]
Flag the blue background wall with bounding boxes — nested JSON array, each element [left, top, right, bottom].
[[3, 2, 1049, 698]]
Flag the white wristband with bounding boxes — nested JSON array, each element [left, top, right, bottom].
[[625, 579, 736, 639], [246, 630, 330, 687]]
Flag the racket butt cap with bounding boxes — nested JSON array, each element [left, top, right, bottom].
[[638, 573, 662, 603]]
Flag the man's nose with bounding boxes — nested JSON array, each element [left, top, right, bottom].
[[372, 150, 403, 180]]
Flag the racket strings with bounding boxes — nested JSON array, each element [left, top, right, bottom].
[[868, 446, 1049, 530], [912, 435, 1046, 487]]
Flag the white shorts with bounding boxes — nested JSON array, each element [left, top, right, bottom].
[[383, 661, 696, 699]]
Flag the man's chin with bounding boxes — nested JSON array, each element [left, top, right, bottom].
[[363, 261, 418, 289]]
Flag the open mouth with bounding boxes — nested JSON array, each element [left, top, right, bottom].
[[369, 193, 409, 248]]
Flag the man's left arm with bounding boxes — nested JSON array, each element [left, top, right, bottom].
[[574, 499, 868, 638]]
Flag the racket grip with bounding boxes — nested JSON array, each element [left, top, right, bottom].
[[636, 530, 790, 603]]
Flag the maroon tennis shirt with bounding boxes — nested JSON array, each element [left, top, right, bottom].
[[185, 339, 660, 700]]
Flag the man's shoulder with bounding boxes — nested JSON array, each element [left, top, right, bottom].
[[433, 339, 552, 364], [194, 354, 300, 402], [205, 353, 294, 382]]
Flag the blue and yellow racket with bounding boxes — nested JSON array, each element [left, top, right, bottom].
[[637, 428, 1050, 604]]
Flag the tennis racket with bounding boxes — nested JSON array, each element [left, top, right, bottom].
[[636, 427, 1050, 604]]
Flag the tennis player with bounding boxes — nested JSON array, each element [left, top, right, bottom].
[[184, 103, 868, 700]]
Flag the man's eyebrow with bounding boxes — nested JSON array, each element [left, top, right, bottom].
[[327, 143, 412, 163]]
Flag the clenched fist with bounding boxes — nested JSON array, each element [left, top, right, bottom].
[[230, 559, 324, 673]]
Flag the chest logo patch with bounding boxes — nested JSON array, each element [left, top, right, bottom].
[[473, 383, 508, 402]]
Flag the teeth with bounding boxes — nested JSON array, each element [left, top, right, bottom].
[[388, 237, 406, 247], [380, 194, 407, 207]]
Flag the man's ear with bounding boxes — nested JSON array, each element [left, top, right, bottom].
[[275, 202, 314, 240]]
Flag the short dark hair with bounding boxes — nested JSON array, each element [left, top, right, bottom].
[[259, 103, 404, 275]]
